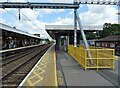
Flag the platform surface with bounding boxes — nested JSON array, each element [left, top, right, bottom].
[[19, 44, 57, 87], [57, 51, 114, 86], [110, 56, 120, 76], [19, 45, 119, 87]]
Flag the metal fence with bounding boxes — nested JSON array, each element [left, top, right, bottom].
[[68, 45, 114, 70]]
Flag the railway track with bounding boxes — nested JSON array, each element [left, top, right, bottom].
[[2, 47, 37, 66], [1, 44, 51, 87], [2, 45, 41, 61]]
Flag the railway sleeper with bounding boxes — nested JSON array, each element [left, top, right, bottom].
[[2, 50, 34, 66], [2, 45, 51, 87], [2, 83, 17, 88], [2, 45, 42, 61], [2, 49, 41, 78], [2, 74, 26, 86], [3, 48, 48, 78]]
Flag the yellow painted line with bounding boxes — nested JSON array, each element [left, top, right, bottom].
[[54, 50, 58, 86], [31, 71, 43, 85], [26, 57, 49, 86], [27, 77, 34, 86], [18, 45, 53, 87], [19, 44, 58, 87], [27, 62, 47, 86], [28, 61, 47, 79], [27, 71, 43, 86], [28, 68, 44, 80], [37, 63, 46, 68]]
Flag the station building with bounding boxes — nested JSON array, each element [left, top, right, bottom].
[[95, 35, 120, 55]]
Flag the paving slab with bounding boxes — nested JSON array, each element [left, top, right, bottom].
[[57, 52, 114, 86]]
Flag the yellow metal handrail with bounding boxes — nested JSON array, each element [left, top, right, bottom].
[[68, 45, 114, 70]]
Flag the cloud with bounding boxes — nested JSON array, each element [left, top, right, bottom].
[[0, 8, 16, 14], [0, 8, 6, 14], [20, 9, 37, 21], [34, 9, 64, 15], [0, 0, 6, 2], [79, 5, 118, 25], [0, 18, 5, 23], [53, 17, 73, 25], [14, 16, 73, 39], [0, 0, 118, 40]]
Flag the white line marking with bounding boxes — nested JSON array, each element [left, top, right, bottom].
[[18, 44, 53, 87]]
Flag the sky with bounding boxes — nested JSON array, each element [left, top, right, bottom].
[[0, 0, 118, 40]]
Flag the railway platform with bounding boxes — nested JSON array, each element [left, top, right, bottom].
[[19, 44, 57, 87], [56, 51, 116, 86], [18, 44, 119, 87]]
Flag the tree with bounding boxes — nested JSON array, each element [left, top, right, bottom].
[[98, 23, 120, 38], [79, 23, 120, 40]]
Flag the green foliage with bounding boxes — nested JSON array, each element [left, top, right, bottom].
[[86, 32, 96, 39], [84, 23, 120, 39], [98, 23, 120, 38]]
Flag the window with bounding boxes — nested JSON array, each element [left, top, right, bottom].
[[102, 43, 104, 47], [105, 43, 108, 47], [96, 42, 100, 46], [110, 43, 115, 48]]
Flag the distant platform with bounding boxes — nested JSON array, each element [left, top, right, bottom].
[[0, 23, 40, 39]]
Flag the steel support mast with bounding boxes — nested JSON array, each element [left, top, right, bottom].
[[74, 0, 78, 47], [76, 10, 93, 63], [0, 0, 118, 59]]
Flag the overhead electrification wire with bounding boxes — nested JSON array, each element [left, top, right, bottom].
[[4, 9, 18, 19], [20, 9, 42, 30], [32, 9, 39, 20], [3, 8, 33, 31], [3, 7, 40, 32], [20, 11, 31, 21]]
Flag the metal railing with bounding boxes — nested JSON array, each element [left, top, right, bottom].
[[68, 45, 114, 70]]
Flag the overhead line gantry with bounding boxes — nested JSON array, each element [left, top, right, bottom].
[[0, 0, 119, 9], [0, 0, 119, 60], [0, 2, 79, 9]]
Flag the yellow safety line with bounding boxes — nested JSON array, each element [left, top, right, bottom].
[[27, 69, 44, 86], [27, 59, 48, 86], [31, 71, 44, 85], [27, 71, 44, 86], [27, 78, 34, 86], [26, 45, 58, 87], [28, 67, 45, 80], [28, 62, 47, 79], [19, 45, 54, 87], [38, 62, 47, 68], [54, 50, 58, 86]]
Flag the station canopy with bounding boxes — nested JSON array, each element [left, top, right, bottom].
[[45, 25, 103, 39]]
